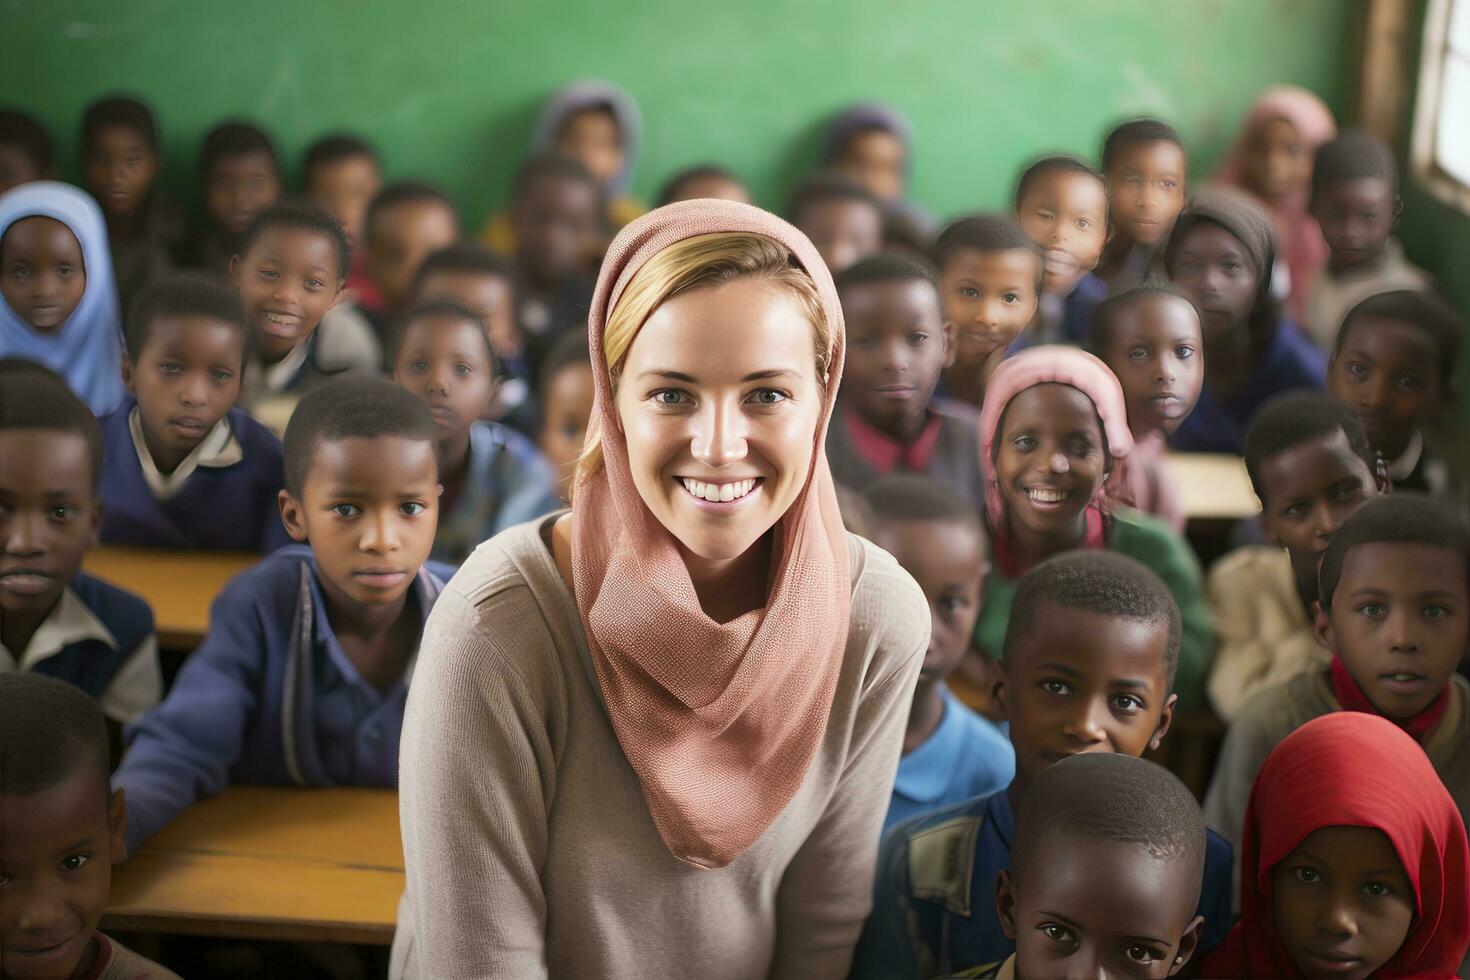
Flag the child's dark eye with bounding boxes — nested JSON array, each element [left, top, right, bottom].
[[1222, 261, 1243, 274], [1003, 293, 1021, 304], [906, 332, 929, 345], [10, 265, 29, 280], [60, 854, 89, 872], [400, 502, 427, 516], [331, 503, 361, 518], [258, 269, 279, 280], [651, 389, 688, 406], [1076, 218, 1092, 230], [159, 363, 182, 376], [1112, 693, 1144, 713], [1394, 375, 1423, 391], [408, 360, 428, 374], [958, 286, 979, 299], [749, 389, 787, 406], [1067, 438, 1094, 455], [1039, 923, 1076, 946], [1424, 605, 1452, 620], [1128, 347, 1149, 361], [1293, 866, 1322, 884], [58, 265, 76, 277], [938, 596, 969, 613], [1346, 361, 1369, 379], [455, 364, 473, 376], [1126, 944, 1162, 963], [48, 505, 78, 523], [1161, 180, 1178, 190], [1363, 881, 1392, 897], [1357, 602, 1388, 618], [1035, 210, 1055, 221], [1040, 679, 1073, 696], [305, 279, 324, 290], [1174, 345, 1196, 359], [211, 368, 234, 382], [1011, 435, 1038, 451]]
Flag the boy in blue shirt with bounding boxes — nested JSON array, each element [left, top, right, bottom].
[[852, 551, 1233, 980], [863, 475, 1012, 831], [113, 377, 454, 854], [0, 365, 160, 728], [99, 273, 289, 551], [1011, 155, 1110, 349]]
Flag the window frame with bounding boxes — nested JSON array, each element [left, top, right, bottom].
[[1412, 0, 1470, 214]]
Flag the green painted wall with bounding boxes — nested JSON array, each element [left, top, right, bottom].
[[3, 0, 1352, 226]]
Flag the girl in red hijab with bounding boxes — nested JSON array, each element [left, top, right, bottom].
[[1202, 712, 1470, 979]]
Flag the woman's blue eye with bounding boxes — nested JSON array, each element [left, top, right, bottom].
[[750, 389, 787, 405], [652, 390, 687, 406]]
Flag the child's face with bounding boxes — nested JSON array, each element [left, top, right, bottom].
[[511, 175, 599, 289], [123, 315, 245, 466], [393, 315, 497, 446], [840, 278, 950, 437], [279, 435, 440, 610], [1168, 223, 1259, 345], [994, 383, 1107, 539], [1319, 540, 1468, 721], [0, 431, 98, 627], [553, 108, 623, 185], [1313, 177, 1400, 272], [232, 227, 345, 364], [539, 361, 594, 502], [1270, 825, 1414, 979], [0, 144, 45, 196], [305, 154, 382, 254], [204, 150, 281, 236], [1016, 171, 1108, 297], [874, 518, 985, 685], [998, 837, 1202, 979], [0, 775, 125, 980], [1245, 116, 1312, 203], [416, 269, 521, 359], [836, 129, 907, 202], [668, 174, 750, 206], [1000, 598, 1176, 795], [84, 124, 158, 220], [366, 201, 458, 313], [1256, 429, 1380, 601], [1329, 317, 1441, 462], [1, 217, 86, 334], [796, 199, 883, 276], [940, 248, 1041, 366], [1107, 141, 1187, 248], [1098, 295, 1204, 438]]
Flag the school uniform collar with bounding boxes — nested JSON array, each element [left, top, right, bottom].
[[843, 403, 945, 475], [994, 954, 1017, 979], [128, 405, 243, 499], [0, 585, 117, 671], [262, 337, 313, 393], [894, 688, 969, 803], [1385, 430, 1425, 483], [307, 559, 439, 697]]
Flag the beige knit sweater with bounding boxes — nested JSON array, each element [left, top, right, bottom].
[[390, 517, 929, 980]]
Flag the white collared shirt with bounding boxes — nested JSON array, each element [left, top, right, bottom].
[[129, 407, 243, 500], [0, 588, 162, 723], [1386, 430, 1426, 484]]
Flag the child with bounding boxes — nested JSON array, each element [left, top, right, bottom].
[[1011, 155, 1109, 348], [853, 551, 1232, 979], [824, 103, 937, 240], [1204, 493, 1470, 895], [969, 345, 1213, 710], [393, 299, 560, 564], [827, 253, 985, 511], [113, 377, 454, 852], [1095, 118, 1188, 290], [99, 274, 289, 552], [0, 108, 52, 194], [1165, 188, 1326, 454], [1213, 86, 1337, 320], [179, 121, 282, 278], [933, 215, 1043, 410], [1201, 713, 1470, 979], [1089, 281, 1206, 531], [0, 180, 124, 414], [1305, 129, 1432, 349], [80, 96, 182, 315], [536, 330, 593, 503], [863, 475, 1012, 831], [0, 368, 160, 726], [972, 754, 1208, 979], [655, 164, 750, 207], [360, 181, 460, 332], [786, 173, 884, 276], [1206, 392, 1386, 721], [1329, 289, 1462, 497], [0, 674, 182, 980], [505, 155, 599, 366], [301, 133, 382, 258]]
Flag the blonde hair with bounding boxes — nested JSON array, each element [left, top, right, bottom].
[[575, 232, 832, 491]]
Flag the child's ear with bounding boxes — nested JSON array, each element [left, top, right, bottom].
[[326, 278, 347, 313], [108, 787, 128, 864], [940, 320, 957, 369], [994, 670, 1010, 722], [1391, 196, 1405, 228], [278, 489, 309, 542], [121, 353, 135, 393], [229, 254, 242, 289], [1149, 692, 1178, 751], [1168, 915, 1205, 977], [1313, 601, 1335, 651], [995, 869, 1019, 941]]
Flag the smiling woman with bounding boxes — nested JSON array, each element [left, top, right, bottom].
[[391, 200, 930, 980]]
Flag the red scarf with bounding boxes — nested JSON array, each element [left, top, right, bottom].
[[990, 505, 1106, 579], [1202, 713, 1470, 979], [1329, 656, 1450, 744], [844, 405, 944, 476]]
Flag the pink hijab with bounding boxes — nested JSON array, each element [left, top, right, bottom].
[[1214, 85, 1337, 319], [978, 346, 1135, 534], [570, 199, 851, 869]]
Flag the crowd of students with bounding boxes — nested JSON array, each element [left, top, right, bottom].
[[1, 77, 1468, 979]]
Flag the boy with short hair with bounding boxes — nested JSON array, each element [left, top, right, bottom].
[[1205, 391, 1387, 720], [536, 330, 593, 502], [113, 377, 455, 853], [300, 133, 382, 258], [0, 369, 160, 727], [100, 273, 288, 551], [1204, 493, 1470, 888], [360, 181, 459, 333], [827, 253, 985, 511], [0, 673, 181, 980], [854, 551, 1232, 979], [863, 476, 1012, 831], [1012, 154, 1109, 347], [0, 108, 52, 194], [787, 173, 884, 276], [180, 121, 282, 278], [1305, 129, 1431, 350], [1095, 118, 1188, 290]]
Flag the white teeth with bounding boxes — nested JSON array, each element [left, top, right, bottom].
[[1027, 488, 1067, 503], [680, 478, 756, 503], [266, 312, 298, 324]]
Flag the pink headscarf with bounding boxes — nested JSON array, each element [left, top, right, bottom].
[[1214, 85, 1337, 318], [978, 346, 1134, 533], [570, 199, 851, 869]]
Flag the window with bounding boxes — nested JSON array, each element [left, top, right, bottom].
[[1414, 0, 1470, 212]]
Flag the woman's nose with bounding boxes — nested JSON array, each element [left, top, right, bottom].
[[690, 401, 748, 466]]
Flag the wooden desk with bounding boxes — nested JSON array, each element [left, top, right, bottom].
[[83, 547, 257, 649], [103, 786, 402, 945], [1164, 452, 1260, 522]]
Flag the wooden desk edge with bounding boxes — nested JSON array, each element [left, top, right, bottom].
[[99, 910, 397, 947]]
